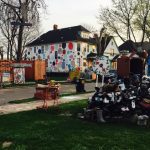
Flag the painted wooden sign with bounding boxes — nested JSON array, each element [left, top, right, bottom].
[[92, 56, 110, 75], [14, 68, 25, 84]]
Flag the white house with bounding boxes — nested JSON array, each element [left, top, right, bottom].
[[103, 37, 120, 61], [25, 25, 96, 72], [25, 25, 119, 72]]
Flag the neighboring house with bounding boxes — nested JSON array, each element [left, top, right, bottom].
[[119, 40, 150, 76], [102, 36, 120, 61], [119, 40, 150, 53], [89, 36, 119, 60], [119, 40, 136, 53], [26, 25, 96, 72], [87, 36, 119, 69]]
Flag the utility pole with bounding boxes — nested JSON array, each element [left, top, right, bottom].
[[11, 21, 32, 62]]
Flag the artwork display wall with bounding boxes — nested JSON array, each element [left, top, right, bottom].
[[26, 41, 96, 72], [48, 42, 77, 72], [14, 68, 25, 84]]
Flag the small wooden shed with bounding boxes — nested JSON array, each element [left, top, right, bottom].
[[117, 53, 143, 78]]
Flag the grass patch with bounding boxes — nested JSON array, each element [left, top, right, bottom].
[[2, 82, 36, 88], [0, 100, 150, 150], [8, 98, 36, 104], [9, 91, 94, 104], [60, 90, 94, 97]]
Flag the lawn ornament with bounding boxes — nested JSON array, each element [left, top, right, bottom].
[[92, 56, 110, 87]]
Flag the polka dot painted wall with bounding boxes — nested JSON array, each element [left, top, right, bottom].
[[46, 42, 76, 72], [26, 41, 96, 72]]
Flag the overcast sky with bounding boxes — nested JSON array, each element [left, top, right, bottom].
[[40, 0, 112, 33]]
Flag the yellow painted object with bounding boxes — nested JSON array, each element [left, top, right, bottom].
[[69, 68, 80, 81], [92, 73, 96, 80], [49, 80, 55, 86]]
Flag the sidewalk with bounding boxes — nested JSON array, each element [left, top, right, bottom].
[[0, 82, 97, 105], [0, 93, 93, 115]]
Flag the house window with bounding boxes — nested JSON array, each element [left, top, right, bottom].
[[45, 45, 48, 51], [111, 42, 113, 45], [55, 51, 58, 59], [110, 49, 114, 56], [83, 47, 86, 55], [41, 45, 44, 53], [87, 45, 89, 52], [34, 47, 36, 53], [77, 58, 80, 67], [77, 43, 80, 51], [83, 59, 87, 67]]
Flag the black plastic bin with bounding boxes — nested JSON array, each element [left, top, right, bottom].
[[76, 78, 86, 93]]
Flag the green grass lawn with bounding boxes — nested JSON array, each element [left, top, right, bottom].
[[0, 100, 150, 150]]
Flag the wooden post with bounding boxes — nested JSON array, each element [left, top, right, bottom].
[[96, 74, 98, 87], [102, 75, 104, 87]]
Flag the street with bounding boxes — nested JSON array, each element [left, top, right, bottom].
[[0, 82, 97, 105]]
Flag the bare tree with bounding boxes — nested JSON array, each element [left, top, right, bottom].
[[98, 0, 138, 42], [82, 23, 109, 56], [134, 0, 150, 45], [0, 46, 3, 59], [81, 23, 97, 33], [21, 23, 41, 59], [0, 5, 17, 60], [0, 0, 46, 62], [95, 26, 108, 56]]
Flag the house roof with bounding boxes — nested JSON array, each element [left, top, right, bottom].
[[111, 54, 120, 61], [27, 25, 94, 46], [119, 40, 150, 52], [136, 42, 150, 52], [87, 52, 97, 59], [119, 40, 136, 52]]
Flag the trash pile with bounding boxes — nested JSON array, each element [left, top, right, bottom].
[[84, 74, 150, 125]]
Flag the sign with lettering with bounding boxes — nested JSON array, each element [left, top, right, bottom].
[[11, 63, 32, 68], [2, 73, 10, 82]]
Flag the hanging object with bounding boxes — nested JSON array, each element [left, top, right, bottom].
[[92, 56, 110, 87], [68, 42, 73, 50], [62, 43, 66, 49], [38, 49, 41, 54]]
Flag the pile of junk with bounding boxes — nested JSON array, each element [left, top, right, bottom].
[[83, 74, 150, 126]]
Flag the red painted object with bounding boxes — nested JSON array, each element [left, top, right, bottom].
[[20, 60, 34, 81], [34, 84, 60, 108], [68, 42, 73, 50], [140, 101, 150, 109], [117, 56, 143, 78]]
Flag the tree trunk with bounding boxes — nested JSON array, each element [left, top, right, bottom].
[[10, 44, 13, 60], [97, 43, 100, 56], [17, 25, 24, 62], [7, 42, 10, 60]]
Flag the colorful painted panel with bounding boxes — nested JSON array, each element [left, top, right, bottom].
[[47, 42, 76, 72], [14, 68, 25, 84], [26, 41, 96, 72], [26, 46, 46, 61], [2, 72, 10, 82], [92, 56, 110, 75]]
